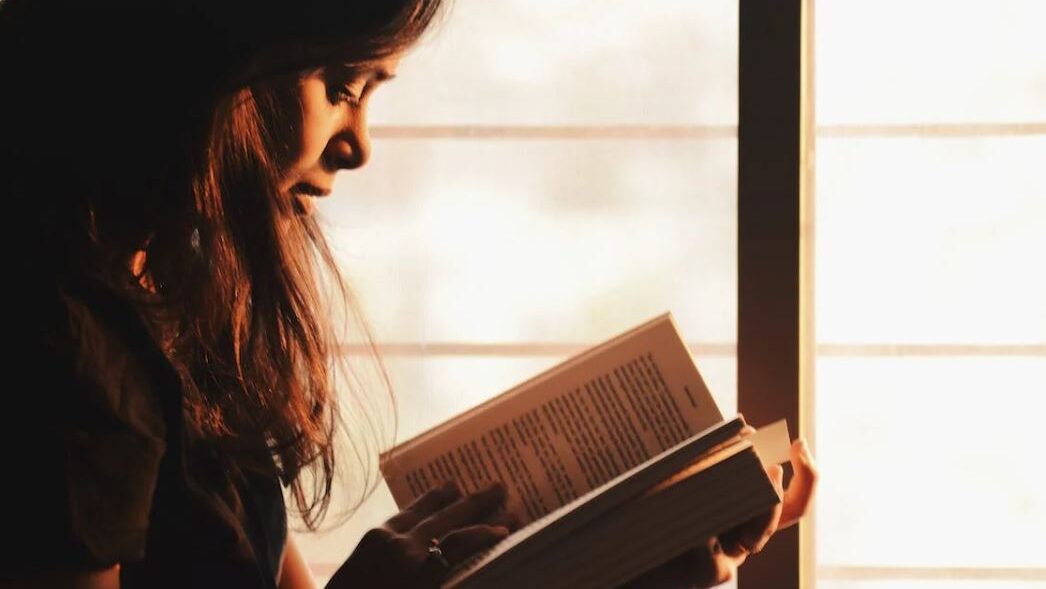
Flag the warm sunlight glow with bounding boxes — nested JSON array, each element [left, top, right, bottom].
[[815, 1, 1046, 586], [302, 2, 740, 584]]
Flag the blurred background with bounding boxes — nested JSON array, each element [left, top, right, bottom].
[[298, 1, 1046, 587]]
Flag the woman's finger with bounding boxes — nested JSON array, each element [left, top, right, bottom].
[[751, 464, 785, 553], [482, 508, 523, 533], [708, 537, 742, 586], [719, 464, 784, 556], [438, 524, 511, 566], [677, 538, 739, 588], [385, 480, 461, 533], [781, 438, 818, 528], [618, 537, 737, 589], [413, 482, 508, 539]]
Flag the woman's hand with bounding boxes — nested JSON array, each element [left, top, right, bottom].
[[719, 436, 817, 555], [325, 481, 512, 589], [622, 437, 817, 588]]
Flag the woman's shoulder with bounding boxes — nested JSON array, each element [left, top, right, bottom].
[[5, 280, 170, 575], [7, 279, 287, 586], [16, 280, 168, 439]]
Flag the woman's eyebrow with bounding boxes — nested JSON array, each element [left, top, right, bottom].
[[373, 68, 397, 82], [339, 62, 397, 82]]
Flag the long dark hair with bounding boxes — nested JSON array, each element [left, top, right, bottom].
[[0, 0, 445, 533]]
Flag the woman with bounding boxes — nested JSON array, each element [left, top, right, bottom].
[[0, 0, 815, 587]]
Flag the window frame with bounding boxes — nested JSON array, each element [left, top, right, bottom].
[[309, 1, 815, 585], [749, 1, 1046, 586], [737, 0, 812, 588]]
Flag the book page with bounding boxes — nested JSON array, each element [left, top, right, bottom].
[[381, 314, 725, 524], [748, 418, 791, 466]]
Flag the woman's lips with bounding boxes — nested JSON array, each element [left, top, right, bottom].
[[289, 183, 331, 216], [291, 182, 332, 197]]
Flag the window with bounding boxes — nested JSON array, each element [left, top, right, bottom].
[[299, 1, 740, 583], [292, 3, 1044, 588], [813, 1, 1046, 587]]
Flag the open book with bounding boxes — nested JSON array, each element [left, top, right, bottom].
[[380, 313, 788, 589]]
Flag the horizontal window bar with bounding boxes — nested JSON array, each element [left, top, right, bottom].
[[340, 342, 737, 357], [313, 564, 1046, 583], [817, 343, 1046, 357], [818, 122, 1046, 138], [369, 123, 1045, 140], [370, 124, 737, 140], [337, 342, 1045, 357], [818, 565, 1046, 582]]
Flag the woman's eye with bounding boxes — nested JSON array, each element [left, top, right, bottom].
[[335, 86, 360, 105], [331, 80, 366, 106]]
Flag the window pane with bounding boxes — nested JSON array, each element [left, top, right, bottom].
[[370, 0, 738, 125], [815, 1, 1046, 585], [819, 582, 1046, 589], [321, 138, 737, 344], [817, 0, 1046, 125], [299, 0, 739, 581], [816, 357, 1046, 568], [816, 136, 1046, 345]]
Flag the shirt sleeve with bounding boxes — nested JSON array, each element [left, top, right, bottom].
[[5, 296, 168, 575]]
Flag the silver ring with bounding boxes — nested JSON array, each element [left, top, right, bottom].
[[428, 537, 451, 569]]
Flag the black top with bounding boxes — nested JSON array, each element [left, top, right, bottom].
[[4, 277, 286, 588]]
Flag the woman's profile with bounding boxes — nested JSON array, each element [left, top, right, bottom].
[[0, 1, 815, 588]]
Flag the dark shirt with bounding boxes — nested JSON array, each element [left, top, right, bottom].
[[3, 277, 286, 588]]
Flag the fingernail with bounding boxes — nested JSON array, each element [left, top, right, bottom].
[[493, 525, 510, 537]]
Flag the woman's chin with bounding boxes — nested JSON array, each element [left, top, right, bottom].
[[292, 193, 316, 216]]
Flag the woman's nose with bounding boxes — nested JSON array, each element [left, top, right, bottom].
[[329, 119, 371, 171]]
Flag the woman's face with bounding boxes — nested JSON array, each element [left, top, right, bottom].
[[278, 54, 402, 215]]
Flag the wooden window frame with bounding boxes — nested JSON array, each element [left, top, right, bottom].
[[737, 0, 814, 588]]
